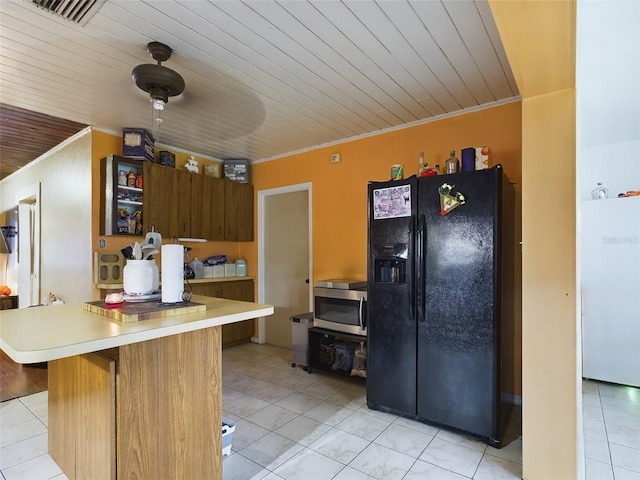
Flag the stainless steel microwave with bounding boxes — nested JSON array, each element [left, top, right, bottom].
[[313, 286, 367, 336]]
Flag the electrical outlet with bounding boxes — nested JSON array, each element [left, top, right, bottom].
[[99, 239, 106, 248], [331, 153, 341, 163]]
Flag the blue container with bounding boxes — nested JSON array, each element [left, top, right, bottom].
[[461, 147, 475, 172]]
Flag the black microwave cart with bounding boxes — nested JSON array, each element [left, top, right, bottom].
[[307, 326, 367, 379]]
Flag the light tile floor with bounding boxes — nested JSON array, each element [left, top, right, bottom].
[[582, 379, 640, 480], [0, 342, 635, 480]]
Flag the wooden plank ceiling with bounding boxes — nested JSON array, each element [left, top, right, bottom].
[[0, 103, 88, 179], [0, 0, 518, 181]]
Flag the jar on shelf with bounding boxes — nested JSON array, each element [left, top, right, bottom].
[[118, 170, 127, 186], [591, 182, 609, 200], [127, 170, 136, 187]]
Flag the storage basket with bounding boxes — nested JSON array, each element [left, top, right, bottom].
[[318, 334, 336, 366], [332, 341, 356, 372]]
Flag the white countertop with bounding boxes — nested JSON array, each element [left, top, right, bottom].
[[0, 295, 273, 364]]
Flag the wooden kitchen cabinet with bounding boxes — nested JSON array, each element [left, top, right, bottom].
[[49, 351, 116, 480], [100, 155, 145, 236], [113, 159, 253, 242], [175, 169, 193, 237], [193, 175, 225, 241], [49, 329, 222, 480], [225, 181, 254, 241], [191, 279, 254, 347], [143, 163, 178, 236]]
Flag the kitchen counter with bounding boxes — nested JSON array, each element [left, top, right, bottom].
[[0, 293, 271, 364], [0, 295, 273, 480]]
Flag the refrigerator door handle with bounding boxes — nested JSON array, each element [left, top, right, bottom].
[[408, 216, 415, 320], [417, 214, 426, 322]]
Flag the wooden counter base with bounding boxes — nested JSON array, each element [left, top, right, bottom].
[[49, 327, 222, 480]]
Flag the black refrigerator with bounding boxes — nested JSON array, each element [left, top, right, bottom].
[[366, 165, 515, 448]]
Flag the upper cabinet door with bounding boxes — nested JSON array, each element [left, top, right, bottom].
[[195, 176, 225, 241], [175, 169, 192, 238], [224, 181, 254, 242], [236, 182, 254, 242], [143, 163, 178, 238]]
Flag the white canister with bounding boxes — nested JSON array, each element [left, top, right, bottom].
[[123, 259, 159, 295]]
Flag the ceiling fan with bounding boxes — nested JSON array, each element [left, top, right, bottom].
[[131, 42, 185, 139]]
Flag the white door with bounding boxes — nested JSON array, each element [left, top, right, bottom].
[[258, 184, 312, 348]]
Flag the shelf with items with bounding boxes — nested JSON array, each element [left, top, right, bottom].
[[101, 155, 146, 236], [307, 327, 367, 379]]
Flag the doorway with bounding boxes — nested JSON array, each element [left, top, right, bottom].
[[16, 184, 41, 308], [258, 183, 312, 348]]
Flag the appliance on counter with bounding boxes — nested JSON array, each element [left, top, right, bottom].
[[313, 279, 367, 336], [582, 196, 640, 387], [366, 165, 515, 448]]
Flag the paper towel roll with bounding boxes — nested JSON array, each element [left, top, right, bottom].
[[161, 244, 184, 303]]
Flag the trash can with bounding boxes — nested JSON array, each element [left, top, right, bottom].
[[290, 312, 313, 372], [222, 417, 235, 457]]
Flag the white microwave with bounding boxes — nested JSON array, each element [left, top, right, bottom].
[[313, 286, 367, 336]]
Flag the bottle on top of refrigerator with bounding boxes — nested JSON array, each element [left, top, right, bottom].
[[417, 152, 427, 176], [444, 151, 460, 174]]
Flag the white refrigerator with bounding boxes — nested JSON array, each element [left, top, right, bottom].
[[581, 196, 640, 387]]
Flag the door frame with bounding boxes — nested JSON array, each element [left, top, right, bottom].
[[16, 183, 41, 308], [257, 182, 313, 344]]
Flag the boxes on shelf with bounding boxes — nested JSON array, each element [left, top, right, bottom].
[[223, 159, 250, 183], [123, 128, 155, 163], [213, 265, 225, 278], [204, 162, 221, 178], [475, 146, 490, 170], [158, 150, 176, 168], [224, 263, 236, 277], [222, 417, 235, 457]]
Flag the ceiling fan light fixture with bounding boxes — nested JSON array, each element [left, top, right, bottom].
[[131, 42, 185, 106], [151, 98, 166, 111]]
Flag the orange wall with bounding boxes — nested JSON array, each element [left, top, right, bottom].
[[245, 101, 522, 282], [244, 101, 522, 395]]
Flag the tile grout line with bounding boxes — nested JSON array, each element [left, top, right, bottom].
[[597, 384, 617, 479]]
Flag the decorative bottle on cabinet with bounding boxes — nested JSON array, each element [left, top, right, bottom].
[[444, 151, 459, 174]]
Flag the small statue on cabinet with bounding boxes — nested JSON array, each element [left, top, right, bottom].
[[185, 155, 199, 174]]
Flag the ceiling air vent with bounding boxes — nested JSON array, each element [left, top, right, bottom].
[[31, 0, 107, 26]]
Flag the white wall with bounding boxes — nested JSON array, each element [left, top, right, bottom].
[[0, 129, 94, 304], [577, 0, 640, 199], [577, 0, 640, 388]]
